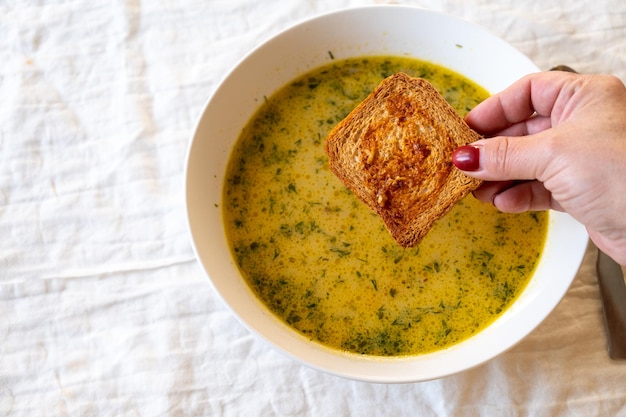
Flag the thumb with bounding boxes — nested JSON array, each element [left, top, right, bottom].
[[452, 135, 549, 182]]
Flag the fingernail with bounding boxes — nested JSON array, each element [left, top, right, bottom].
[[452, 145, 480, 171]]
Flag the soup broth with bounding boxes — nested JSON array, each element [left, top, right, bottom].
[[223, 56, 547, 356]]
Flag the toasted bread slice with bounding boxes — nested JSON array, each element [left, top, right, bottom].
[[325, 72, 482, 247]]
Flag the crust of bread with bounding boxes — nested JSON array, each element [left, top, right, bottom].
[[325, 72, 483, 248]]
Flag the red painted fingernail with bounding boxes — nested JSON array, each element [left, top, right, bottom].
[[452, 145, 480, 171]]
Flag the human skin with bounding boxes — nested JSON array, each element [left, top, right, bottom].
[[452, 71, 626, 265]]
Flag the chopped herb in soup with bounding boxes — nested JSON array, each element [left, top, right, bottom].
[[223, 56, 547, 356]]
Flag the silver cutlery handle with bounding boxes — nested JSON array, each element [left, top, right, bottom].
[[596, 250, 626, 359]]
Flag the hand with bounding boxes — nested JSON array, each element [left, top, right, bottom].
[[452, 71, 626, 264]]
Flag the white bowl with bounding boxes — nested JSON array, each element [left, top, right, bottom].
[[185, 5, 588, 383]]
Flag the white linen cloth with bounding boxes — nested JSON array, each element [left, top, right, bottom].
[[1, 0, 625, 415]]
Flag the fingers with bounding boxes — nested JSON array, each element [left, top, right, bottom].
[[457, 71, 588, 181], [472, 181, 514, 204], [493, 114, 552, 137], [587, 230, 626, 266], [454, 133, 563, 212], [465, 71, 580, 135], [472, 180, 562, 212], [465, 87, 534, 135], [455, 71, 601, 214], [453, 133, 554, 182]]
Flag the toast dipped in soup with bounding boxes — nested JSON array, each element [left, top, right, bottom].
[[325, 72, 483, 247]]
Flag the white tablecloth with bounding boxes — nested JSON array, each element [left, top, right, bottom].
[[1, 1, 625, 416]]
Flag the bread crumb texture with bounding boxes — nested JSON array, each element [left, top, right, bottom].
[[326, 73, 482, 247]]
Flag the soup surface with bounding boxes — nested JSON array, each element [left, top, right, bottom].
[[223, 56, 547, 356]]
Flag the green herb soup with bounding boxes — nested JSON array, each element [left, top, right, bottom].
[[223, 56, 547, 356]]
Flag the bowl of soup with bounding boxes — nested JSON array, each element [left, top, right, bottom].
[[185, 5, 588, 383]]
